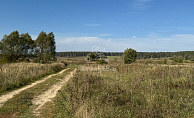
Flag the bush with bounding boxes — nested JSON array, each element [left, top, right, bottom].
[[123, 48, 137, 64], [96, 59, 108, 64], [184, 60, 189, 63], [163, 58, 167, 64], [173, 56, 183, 63], [87, 52, 99, 61]]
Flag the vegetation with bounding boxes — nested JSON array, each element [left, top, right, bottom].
[[0, 31, 34, 63], [56, 51, 123, 57], [0, 57, 193, 117], [123, 48, 137, 64], [172, 56, 184, 63], [0, 63, 65, 94], [163, 58, 168, 64], [0, 31, 56, 64], [96, 59, 108, 64], [54, 61, 194, 118], [0, 30, 194, 118], [86, 52, 99, 61], [0, 68, 74, 118], [35, 31, 56, 63], [56, 51, 194, 61]]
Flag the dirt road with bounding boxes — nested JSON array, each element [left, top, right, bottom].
[[32, 69, 77, 115], [0, 68, 70, 107]]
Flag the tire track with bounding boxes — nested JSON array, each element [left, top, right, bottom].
[[0, 68, 70, 107], [32, 69, 77, 115]]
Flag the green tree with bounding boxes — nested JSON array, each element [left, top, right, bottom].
[[35, 31, 47, 62], [0, 42, 2, 53], [35, 31, 56, 63], [87, 52, 99, 61], [20, 33, 34, 58], [0, 31, 20, 62], [0, 31, 34, 62], [123, 48, 137, 64], [46, 32, 56, 61]]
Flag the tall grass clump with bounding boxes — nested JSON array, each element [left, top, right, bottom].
[[0, 63, 65, 94], [56, 62, 194, 118]]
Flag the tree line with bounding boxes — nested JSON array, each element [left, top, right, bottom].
[[0, 31, 56, 63], [56, 51, 194, 60], [137, 51, 194, 60], [56, 52, 123, 57]]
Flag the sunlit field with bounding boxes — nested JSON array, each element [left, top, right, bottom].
[[0, 63, 65, 94], [0, 57, 193, 118], [53, 58, 194, 118]]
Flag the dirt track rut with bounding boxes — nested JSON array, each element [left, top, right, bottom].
[[0, 68, 70, 107], [32, 69, 76, 115]]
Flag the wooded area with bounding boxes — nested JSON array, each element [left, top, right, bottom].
[[0, 31, 56, 63], [56, 51, 194, 60]]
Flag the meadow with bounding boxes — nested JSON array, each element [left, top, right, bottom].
[[0, 58, 193, 118], [0, 63, 65, 95], [52, 59, 194, 118]]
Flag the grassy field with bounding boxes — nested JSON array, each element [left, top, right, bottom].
[[0, 68, 74, 118], [0, 63, 66, 95], [51, 59, 194, 118], [107, 56, 122, 60], [0, 57, 193, 118]]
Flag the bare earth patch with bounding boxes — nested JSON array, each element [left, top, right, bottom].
[[32, 69, 77, 115], [0, 68, 70, 107]]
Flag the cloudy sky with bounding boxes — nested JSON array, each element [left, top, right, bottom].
[[0, 0, 194, 52]]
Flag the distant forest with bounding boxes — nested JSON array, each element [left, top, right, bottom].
[[56, 51, 194, 60]]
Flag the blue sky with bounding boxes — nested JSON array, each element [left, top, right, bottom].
[[0, 0, 194, 52]]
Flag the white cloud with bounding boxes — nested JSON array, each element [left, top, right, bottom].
[[98, 33, 112, 37], [55, 33, 194, 52], [57, 37, 99, 44], [172, 34, 194, 40], [56, 36, 112, 51]]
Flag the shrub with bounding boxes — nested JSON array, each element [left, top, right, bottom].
[[123, 48, 137, 64], [163, 58, 167, 64], [87, 52, 99, 61], [184, 60, 189, 63], [96, 59, 108, 64], [173, 56, 183, 63]]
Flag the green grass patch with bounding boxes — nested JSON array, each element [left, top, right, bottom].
[[107, 56, 122, 59]]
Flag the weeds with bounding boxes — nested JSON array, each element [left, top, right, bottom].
[[56, 62, 194, 118], [0, 68, 73, 118], [0, 63, 65, 94]]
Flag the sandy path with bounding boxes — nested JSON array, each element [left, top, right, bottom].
[[32, 69, 77, 115], [0, 68, 70, 108]]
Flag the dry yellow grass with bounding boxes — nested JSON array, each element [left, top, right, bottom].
[[55, 61, 194, 118], [0, 62, 65, 94]]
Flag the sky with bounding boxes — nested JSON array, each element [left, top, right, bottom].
[[0, 0, 194, 52]]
